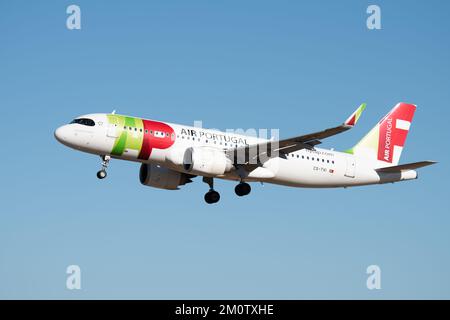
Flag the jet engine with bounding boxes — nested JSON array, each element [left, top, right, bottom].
[[139, 164, 193, 190], [183, 147, 233, 176]]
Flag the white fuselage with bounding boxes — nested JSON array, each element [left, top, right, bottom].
[[54, 113, 417, 188]]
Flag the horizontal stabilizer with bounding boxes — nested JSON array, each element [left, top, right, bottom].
[[375, 160, 437, 173]]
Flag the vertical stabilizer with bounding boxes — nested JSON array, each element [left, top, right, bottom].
[[346, 102, 416, 167]]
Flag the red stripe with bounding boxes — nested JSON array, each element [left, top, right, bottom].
[[138, 120, 152, 160]]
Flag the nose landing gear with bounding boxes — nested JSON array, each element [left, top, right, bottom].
[[97, 155, 110, 179], [203, 177, 220, 204], [97, 170, 107, 179]]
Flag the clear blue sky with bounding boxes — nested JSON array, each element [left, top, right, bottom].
[[1, 0, 449, 299]]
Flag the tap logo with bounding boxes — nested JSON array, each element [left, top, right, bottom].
[[107, 115, 175, 160]]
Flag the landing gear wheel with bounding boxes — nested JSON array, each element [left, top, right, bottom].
[[97, 155, 111, 180], [202, 177, 220, 204], [235, 182, 251, 196], [97, 170, 107, 179], [204, 190, 220, 204]]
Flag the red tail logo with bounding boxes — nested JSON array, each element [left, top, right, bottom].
[[377, 103, 416, 163]]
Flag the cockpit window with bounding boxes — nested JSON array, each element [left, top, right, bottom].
[[70, 118, 95, 126]]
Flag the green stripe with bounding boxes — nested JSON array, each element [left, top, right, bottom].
[[110, 116, 143, 156]]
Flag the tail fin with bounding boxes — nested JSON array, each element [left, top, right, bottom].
[[345, 102, 416, 167]]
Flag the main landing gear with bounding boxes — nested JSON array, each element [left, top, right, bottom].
[[235, 182, 251, 197], [203, 177, 220, 204], [202, 178, 252, 204], [234, 166, 251, 197], [96, 155, 110, 179]]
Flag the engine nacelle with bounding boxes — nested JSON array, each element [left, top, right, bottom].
[[183, 147, 233, 176], [139, 164, 193, 190]]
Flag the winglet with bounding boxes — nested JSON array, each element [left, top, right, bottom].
[[344, 103, 366, 127]]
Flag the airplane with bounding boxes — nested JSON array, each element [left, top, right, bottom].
[[54, 102, 436, 204]]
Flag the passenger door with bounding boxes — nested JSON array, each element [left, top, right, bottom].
[[107, 117, 119, 138], [344, 155, 356, 178]]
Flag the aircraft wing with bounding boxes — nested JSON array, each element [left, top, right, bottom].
[[226, 103, 366, 166]]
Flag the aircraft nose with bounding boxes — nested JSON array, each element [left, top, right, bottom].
[[54, 125, 69, 143]]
